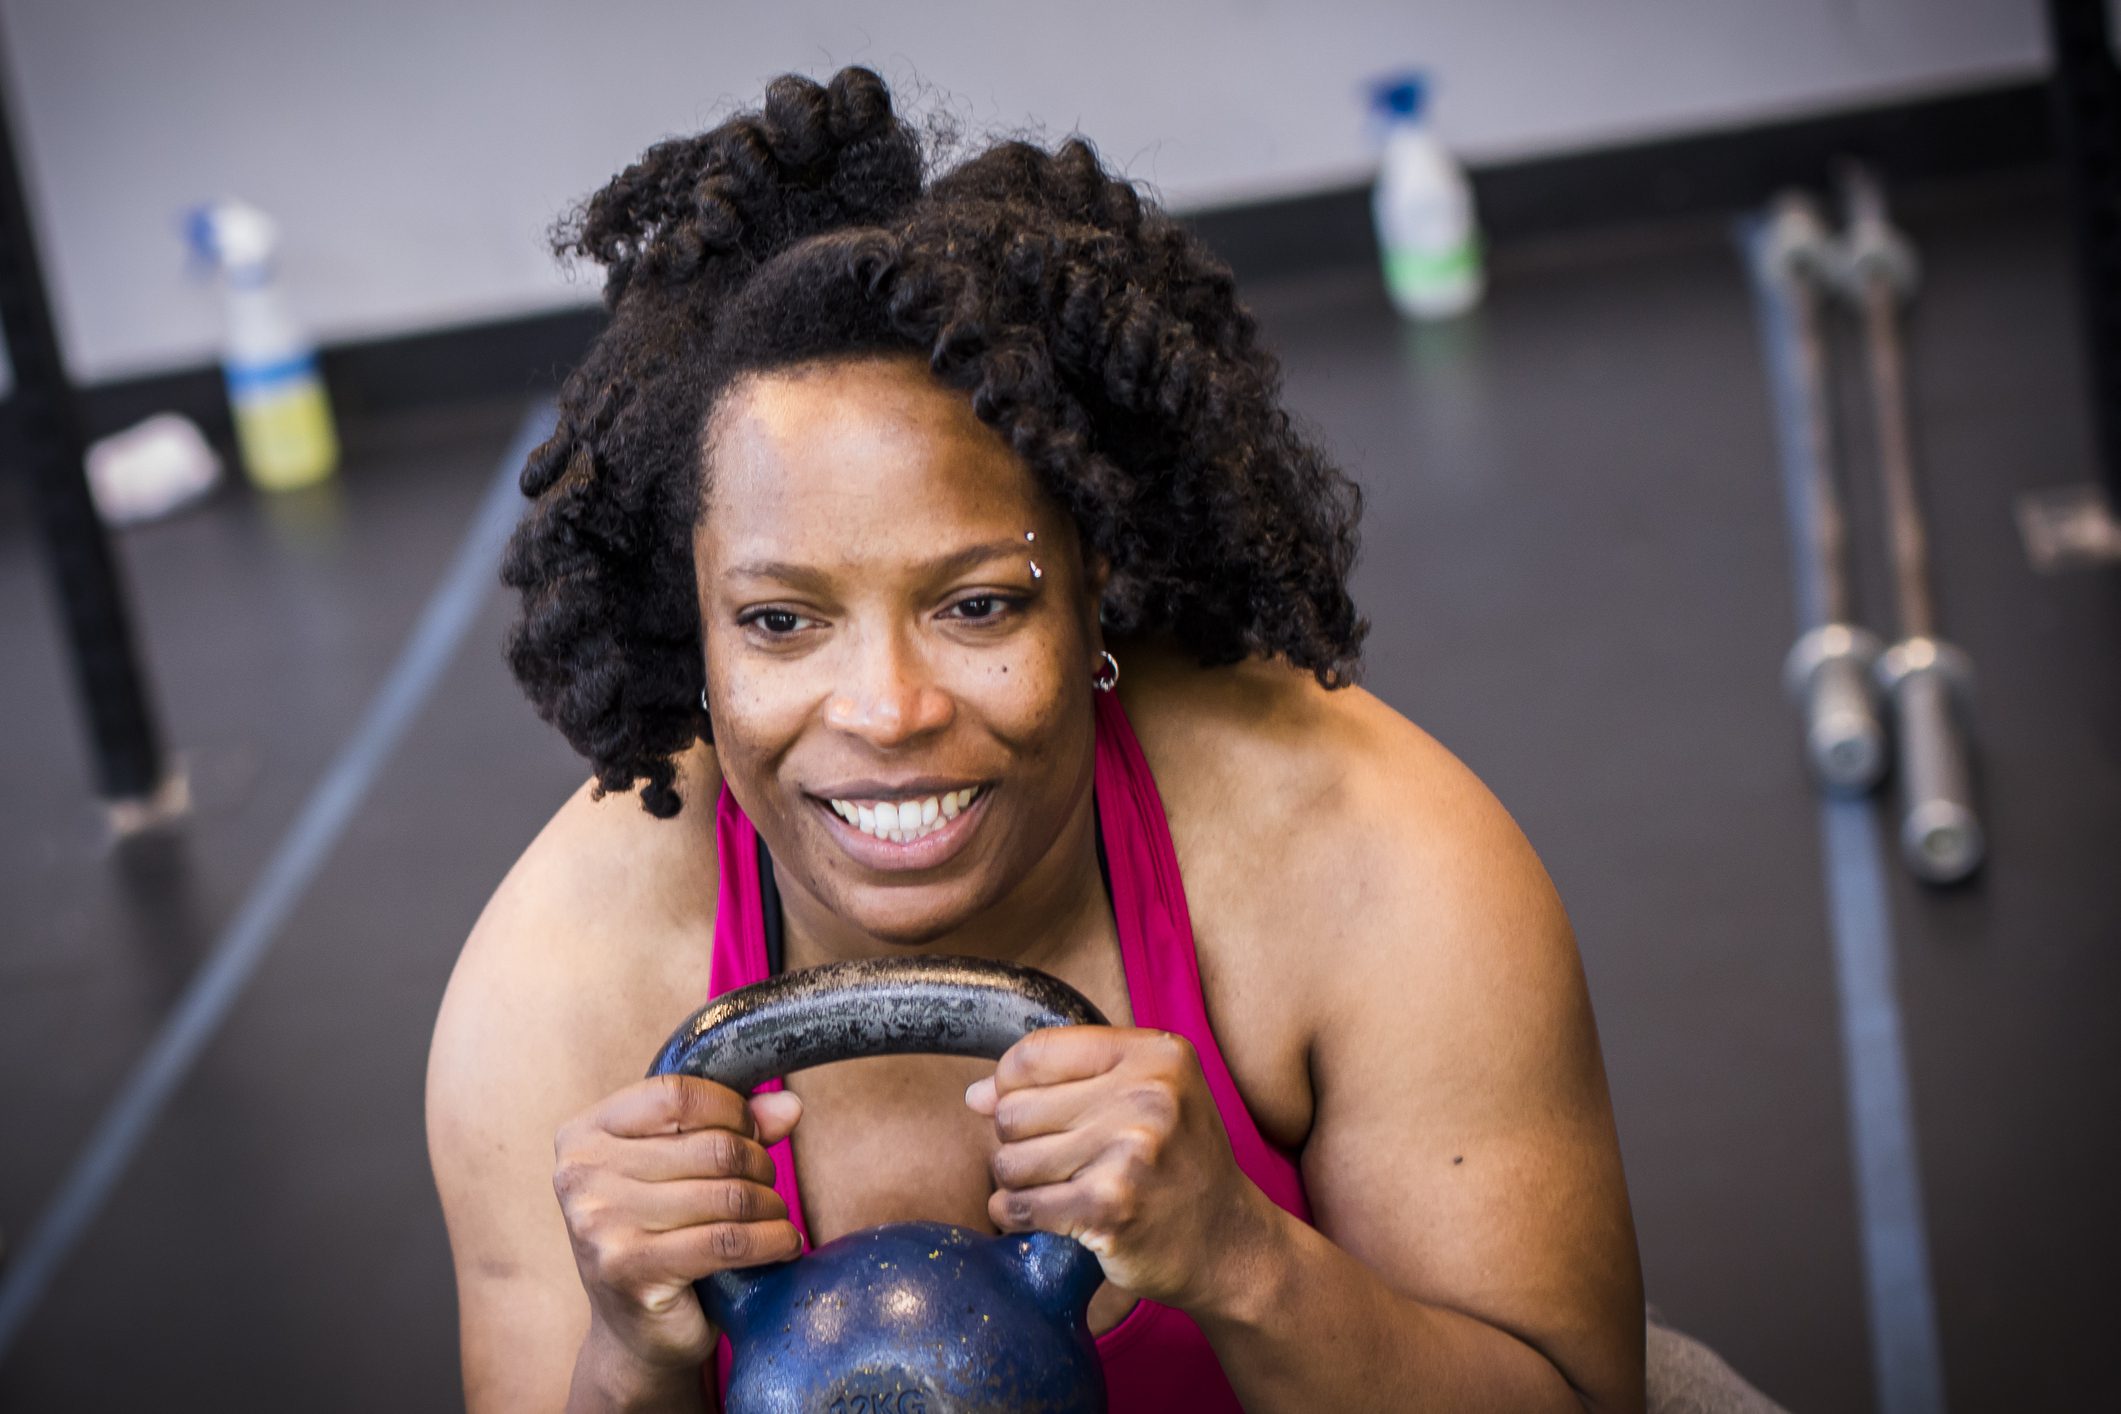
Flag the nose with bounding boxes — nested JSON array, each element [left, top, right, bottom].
[[822, 631, 955, 747]]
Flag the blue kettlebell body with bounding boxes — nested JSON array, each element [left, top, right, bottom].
[[705, 1220, 1106, 1414], [648, 958, 1119, 1413]]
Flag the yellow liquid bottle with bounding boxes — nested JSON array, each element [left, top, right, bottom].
[[191, 201, 341, 491], [229, 355, 339, 491]]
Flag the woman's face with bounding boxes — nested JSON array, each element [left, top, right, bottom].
[[695, 353, 1106, 946]]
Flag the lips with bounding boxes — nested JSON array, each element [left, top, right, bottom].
[[824, 786, 984, 844], [807, 785, 991, 873]]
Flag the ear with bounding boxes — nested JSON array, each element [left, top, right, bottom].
[[1080, 551, 1113, 651], [1083, 550, 1112, 606]]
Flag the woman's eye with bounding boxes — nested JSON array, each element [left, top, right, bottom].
[[744, 609, 810, 636], [950, 596, 1009, 623]]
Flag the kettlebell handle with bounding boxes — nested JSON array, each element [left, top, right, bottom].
[[648, 955, 1108, 1091]]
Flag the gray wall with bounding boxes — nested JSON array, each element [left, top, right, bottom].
[[1, 0, 2045, 385]]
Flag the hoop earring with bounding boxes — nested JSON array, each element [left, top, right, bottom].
[[698, 686, 714, 742], [1092, 650, 1120, 693]]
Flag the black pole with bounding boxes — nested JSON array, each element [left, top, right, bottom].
[[2044, 0, 2121, 508], [0, 30, 167, 802]]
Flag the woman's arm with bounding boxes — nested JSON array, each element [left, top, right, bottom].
[[1202, 743, 1641, 1410], [980, 672, 1644, 1411], [427, 772, 743, 1412], [1209, 705, 1643, 1411], [427, 847, 622, 1410]]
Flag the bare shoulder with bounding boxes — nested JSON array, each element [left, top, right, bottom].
[[1117, 640, 1552, 1008], [429, 742, 725, 1118], [424, 745, 723, 1407], [1120, 643, 1642, 1407]]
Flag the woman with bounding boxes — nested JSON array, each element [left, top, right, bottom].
[[427, 65, 1643, 1412]]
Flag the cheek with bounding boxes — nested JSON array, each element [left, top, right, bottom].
[[954, 634, 1083, 750], [701, 627, 817, 760]]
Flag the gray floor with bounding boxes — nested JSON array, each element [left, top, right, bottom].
[[2, 170, 2115, 1411]]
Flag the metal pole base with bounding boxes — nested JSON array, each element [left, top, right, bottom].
[[103, 760, 192, 840]]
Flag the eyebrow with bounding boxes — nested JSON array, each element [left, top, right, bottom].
[[727, 539, 1032, 585]]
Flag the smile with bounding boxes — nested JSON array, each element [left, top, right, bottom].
[[825, 786, 985, 844]]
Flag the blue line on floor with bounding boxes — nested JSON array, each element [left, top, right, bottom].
[[1741, 215, 1946, 1414], [1820, 799, 1946, 1414], [0, 402, 556, 1360]]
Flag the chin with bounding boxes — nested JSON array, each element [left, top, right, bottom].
[[838, 889, 977, 950]]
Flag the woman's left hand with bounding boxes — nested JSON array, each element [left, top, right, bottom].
[[965, 1026, 1278, 1313]]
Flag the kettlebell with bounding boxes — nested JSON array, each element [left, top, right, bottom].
[[648, 954, 1113, 1414]]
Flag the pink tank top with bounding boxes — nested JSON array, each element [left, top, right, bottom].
[[703, 689, 1311, 1409]]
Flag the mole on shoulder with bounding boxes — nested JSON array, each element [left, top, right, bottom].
[[1452, 1156, 1464, 1165]]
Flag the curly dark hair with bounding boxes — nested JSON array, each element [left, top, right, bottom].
[[502, 65, 1366, 818]]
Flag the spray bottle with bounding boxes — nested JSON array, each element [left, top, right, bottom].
[[186, 200, 339, 490], [1367, 72, 1484, 320]]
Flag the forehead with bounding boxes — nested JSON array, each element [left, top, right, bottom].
[[700, 356, 1042, 564]]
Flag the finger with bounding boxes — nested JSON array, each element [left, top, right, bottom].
[[989, 1126, 1107, 1192], [620, 1126, 781, 1186], [600, 1075, 756, 1139], [619, 1176, 789, 1234], [652, 1218, 805, 1277], [988, 1162, 1134, 1241], [984, 1075, 1111, 1142], [993, 1027, 1132, 1096], [748, 1090, 803, 1145]]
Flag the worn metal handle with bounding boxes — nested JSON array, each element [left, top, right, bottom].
[[648, 955, 1108, 1091]]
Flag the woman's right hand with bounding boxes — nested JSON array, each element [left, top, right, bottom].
[[553, 1076, 805, 1378]]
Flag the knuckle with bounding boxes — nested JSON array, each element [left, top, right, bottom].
[[1009, 1026, 1068, 1075], [993, 1096, 1034, 1141], [702, 1128, 744, 1175], [552, 1155, 592, 1202], [1148, 1030, 1193, 1070], [651, 1072, 692, 1120], [989, 1147, 1027, 1189], [715, 1180, 761, 1222], [995, 1041, 1035, 1088], [708, 1222, 752, 1262], [1128, 1081, 1179, 1126], [1089, 1171, 1136, 1223], [566, 1194, 609, 1240], [1118, 1124, 1163, 1164]]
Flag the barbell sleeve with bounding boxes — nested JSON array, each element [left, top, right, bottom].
[[1879, 637, 1984, 884]]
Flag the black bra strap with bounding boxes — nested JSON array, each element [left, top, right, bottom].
[[756, 834, 785, 979]]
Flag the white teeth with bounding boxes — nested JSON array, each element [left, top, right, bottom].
[[827, 786, 981, 843]]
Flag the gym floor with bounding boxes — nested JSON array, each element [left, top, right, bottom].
[[1, 168, 2114, 1412]]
